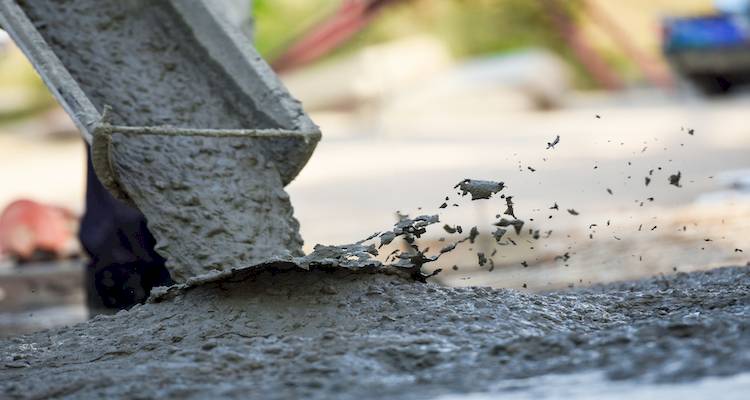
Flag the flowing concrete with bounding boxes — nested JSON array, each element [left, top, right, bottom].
[[109, 133, 305, 281]]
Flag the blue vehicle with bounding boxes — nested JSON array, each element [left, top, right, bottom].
[[663, 3, 750, 94]]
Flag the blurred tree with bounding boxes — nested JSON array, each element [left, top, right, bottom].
[[0, 44, 56, 124], [255, 0, 572, 59], [254, 0, 340, 57], [254, 0, 601, 86]]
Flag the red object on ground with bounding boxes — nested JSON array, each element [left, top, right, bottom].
[[0, 199, 78, 261]]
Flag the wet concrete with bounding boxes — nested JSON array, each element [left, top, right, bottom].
[[454, 179, 505, 200], [1, 265, 748, 399], [18, 0, 275, 129], [7, 0, 322, 282], [109, 133, 304, 282]]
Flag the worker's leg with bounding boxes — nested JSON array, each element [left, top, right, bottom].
[[79, 146, 172, 315]]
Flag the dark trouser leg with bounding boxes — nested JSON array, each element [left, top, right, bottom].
[[79, 145, 172, 315]]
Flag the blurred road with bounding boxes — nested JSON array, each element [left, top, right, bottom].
[[2, 89, 750, 335], [2, 90, 749, 247], [289, 90, 750, 246], [1, 89, 749, 288]]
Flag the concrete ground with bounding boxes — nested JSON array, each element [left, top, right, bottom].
[[2, 264, 749, 399]]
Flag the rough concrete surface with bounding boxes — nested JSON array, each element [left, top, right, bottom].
[[4, 0, 323, 283], [109, 133, 304, 282], [17, 0, 275, 129], [2, 265, 748, 399]]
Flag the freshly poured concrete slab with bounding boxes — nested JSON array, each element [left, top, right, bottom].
[[0, 0, 320, 280], [2, 265, 750, 399]]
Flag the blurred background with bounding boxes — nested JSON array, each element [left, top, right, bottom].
[[2, 0, 750, 336]]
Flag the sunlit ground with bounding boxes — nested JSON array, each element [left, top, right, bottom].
[[290, 90, 750, 288], [2, 88, 749, 279]]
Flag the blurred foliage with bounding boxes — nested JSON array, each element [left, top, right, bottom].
[[254, 0, 340, 58], [255, 0, 571, 58], [0, 0, 637, 125], [254, 0, 598, 86], [360, 0, 570, 57], [0, 43, 56, 124]]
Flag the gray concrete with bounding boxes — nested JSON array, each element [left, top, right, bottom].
[[1, 264, 748, 399], [0, 0, 319, 195], [0, 0, 320, 281], [110, 133, 304, 281]]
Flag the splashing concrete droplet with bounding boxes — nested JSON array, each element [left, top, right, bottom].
[[669, 171, 683, 187], [454, 179, 505, 200]]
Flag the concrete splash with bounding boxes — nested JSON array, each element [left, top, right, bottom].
[[109, 133, 305, 282], [454, 179, 505, 200]]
